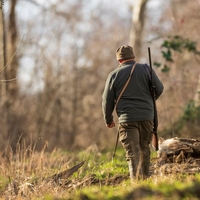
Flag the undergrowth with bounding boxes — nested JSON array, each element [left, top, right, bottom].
[[0, 142, 200, 200]]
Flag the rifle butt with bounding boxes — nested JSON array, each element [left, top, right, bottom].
[[152, 132, 159, 151]]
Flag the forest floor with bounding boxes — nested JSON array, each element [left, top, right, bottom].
[[1, 141, 200, 200]]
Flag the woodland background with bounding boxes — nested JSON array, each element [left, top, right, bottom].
[[0, 0, 200, 152]]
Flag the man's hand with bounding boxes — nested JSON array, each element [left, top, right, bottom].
[[106, 122, 115, 128]]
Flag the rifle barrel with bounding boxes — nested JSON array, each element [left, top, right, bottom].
[[148, 47, 159, 151]]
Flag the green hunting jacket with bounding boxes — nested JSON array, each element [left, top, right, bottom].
[[102, 61, 164, 125]]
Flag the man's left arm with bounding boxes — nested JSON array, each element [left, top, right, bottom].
[[152, 70, 164, 99]]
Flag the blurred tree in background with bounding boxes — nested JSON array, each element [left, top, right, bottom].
[[0, 0, 200, 152]]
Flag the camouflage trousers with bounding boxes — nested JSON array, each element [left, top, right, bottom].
[[118, 120, 153, 180]]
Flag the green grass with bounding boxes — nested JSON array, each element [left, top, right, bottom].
[[1, 145, 200, 199]]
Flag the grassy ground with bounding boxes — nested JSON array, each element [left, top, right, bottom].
[[0, 143, 200, 199]]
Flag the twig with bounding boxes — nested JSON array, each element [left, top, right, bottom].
[[0, 78, 17, 82], [48, 161, 85, 183], [0, 33, 25, 74]]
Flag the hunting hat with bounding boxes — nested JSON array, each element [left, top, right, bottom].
[[116, 45, 135, 61]]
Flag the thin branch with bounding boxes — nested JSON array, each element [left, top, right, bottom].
[[0, 33, 25, 74], [0, 77, 17, 82]]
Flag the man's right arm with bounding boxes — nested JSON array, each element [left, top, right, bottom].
[[102, 74, 115, 125]]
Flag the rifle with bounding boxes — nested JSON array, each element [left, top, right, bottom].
[[148, 47, 159, 151]]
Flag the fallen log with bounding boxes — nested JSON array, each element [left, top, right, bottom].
[[158, 137, 200, 157]]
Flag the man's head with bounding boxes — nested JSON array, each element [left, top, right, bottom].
[[116, 45, 135, 62]]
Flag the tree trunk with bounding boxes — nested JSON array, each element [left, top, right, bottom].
[[6, 0, 18, 107], [129, 0, 147, 59], [70, 64, 78, 148], [0, 5, 7, 106], [194, 74, 200, 107], [5, 0, 19, 150]]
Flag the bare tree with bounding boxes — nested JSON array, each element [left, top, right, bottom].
[[0, 0, 22, 151], [0, 3, 6, 105], [129, 0, 147, 59], [6, 0, 18, 106]]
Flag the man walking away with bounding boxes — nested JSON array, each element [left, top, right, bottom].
[[102, 45, 164, 181]]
